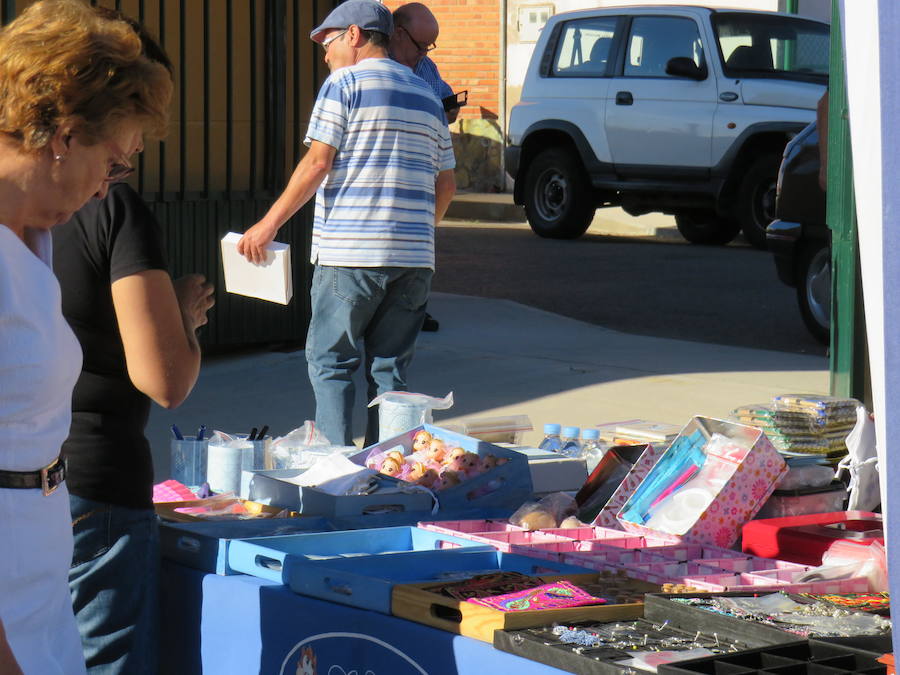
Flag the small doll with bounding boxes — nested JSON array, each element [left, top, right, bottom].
[[387, 450, 406, 466], [412, 430, 432, 453], [459, 452, 482, 476], [426, 437, 447, 464], [436, 470, 461, 491], [416, 468, 439, 489], [408, 462, 427, 482], [446, 456, 468, 475], [443, 446, 466, 465], [482, 454, 508, 474], [379, 456, 402, 477]]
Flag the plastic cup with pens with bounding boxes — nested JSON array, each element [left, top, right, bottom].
[[169, 424, 209, 488]]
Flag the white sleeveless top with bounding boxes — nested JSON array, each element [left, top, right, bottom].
[[0, 224, 86, 673]]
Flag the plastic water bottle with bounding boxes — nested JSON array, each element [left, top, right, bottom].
[[581, 428, 607, 472], [559, 426, 582, 458], [538, 423, 563, 452]]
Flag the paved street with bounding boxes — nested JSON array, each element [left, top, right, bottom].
[[433, 218, 826, 358]]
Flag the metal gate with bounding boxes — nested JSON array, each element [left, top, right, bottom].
[[3, 0, 339, 347]]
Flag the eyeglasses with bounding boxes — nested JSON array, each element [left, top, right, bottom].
[[104, 140, 135, 183], [321, 29, 347, 52], [400, 25, 436, 54]]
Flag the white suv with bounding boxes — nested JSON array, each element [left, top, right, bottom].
[[505, 6, 829, 248]]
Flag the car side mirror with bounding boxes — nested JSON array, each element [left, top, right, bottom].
[[666, 56, 707, 80]]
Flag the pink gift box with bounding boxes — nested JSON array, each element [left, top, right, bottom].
[[617, 417, 788, 548]]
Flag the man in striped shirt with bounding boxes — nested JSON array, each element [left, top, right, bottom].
[[238, 0, 455, 447]]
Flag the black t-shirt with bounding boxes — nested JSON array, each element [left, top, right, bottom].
[[52, 183, 168, 509]]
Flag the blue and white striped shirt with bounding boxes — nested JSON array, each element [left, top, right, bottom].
[[305, 58, 455, 269]]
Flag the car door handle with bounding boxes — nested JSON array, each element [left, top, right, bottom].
[[719, 91, 739, 102], [615, 91, 633, 105]]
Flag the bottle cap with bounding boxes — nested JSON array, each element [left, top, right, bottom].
[[543, 423, 561, 434], [562, 426, 580, 437], [582, 428, 600, 440]]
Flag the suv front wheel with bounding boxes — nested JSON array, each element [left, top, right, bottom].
[[523, 147, 595, 239]]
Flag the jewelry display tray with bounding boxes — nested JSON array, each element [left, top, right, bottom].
[[644, 593, 893, 648], [657, 639, 888, 674], [493, 617, 757, 675]]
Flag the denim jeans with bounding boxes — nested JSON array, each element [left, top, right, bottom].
[[68, 496, 160, 675], [307, 264, 433, 446]]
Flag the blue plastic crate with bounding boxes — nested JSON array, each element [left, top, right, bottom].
[[228, 528, 594, 613], [245, 469, 437, 519], [160, 516, 333, 575]]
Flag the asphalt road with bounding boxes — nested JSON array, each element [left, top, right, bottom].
[[432, 221, 827, 357]]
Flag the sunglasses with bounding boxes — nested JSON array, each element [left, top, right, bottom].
[[400, 25, 436, 54], [104, 140, 135, 183], [321, 29, 347, 52]]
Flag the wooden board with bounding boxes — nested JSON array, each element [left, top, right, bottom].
[[391, 573, 658, 643]]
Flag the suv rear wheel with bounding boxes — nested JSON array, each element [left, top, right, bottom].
[[796, 239, 831, 345], [737, 153, 780, 250], [674, 210, 742, 245], [523, 147, 595, 239]]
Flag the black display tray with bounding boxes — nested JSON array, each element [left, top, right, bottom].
[[644, 593, 804, 646], [493, 617, 755, 675], [657, 639, 887, 674]]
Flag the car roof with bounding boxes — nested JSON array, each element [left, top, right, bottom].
[[546, 6, 827, 24]]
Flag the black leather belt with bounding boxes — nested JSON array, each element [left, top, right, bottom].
[[0, 457, 66, 496]]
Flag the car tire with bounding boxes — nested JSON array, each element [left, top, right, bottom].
[[522, 147, 595, 239], [674, 210, 742, 245], [796, 239, 831, 345], [737, 153, 781, 250]]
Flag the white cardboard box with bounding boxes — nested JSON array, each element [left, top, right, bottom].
[[220, 232, 293, 304]]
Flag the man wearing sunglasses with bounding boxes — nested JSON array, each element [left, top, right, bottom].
[[390, 3, 460, 125], [238, 0, 456, 448]]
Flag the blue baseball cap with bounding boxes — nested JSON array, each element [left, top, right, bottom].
[[310, 0, 393, 44]]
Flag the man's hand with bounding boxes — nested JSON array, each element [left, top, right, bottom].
[[237, 221, 279, 264], [173, 274, 215, 332]]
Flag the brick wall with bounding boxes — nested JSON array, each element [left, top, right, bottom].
[[383, 0, 501, 120]]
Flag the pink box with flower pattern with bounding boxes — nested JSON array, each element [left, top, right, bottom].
[[616, 417, 788, 548]]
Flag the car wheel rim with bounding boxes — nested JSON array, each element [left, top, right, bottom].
[[752, 179, 778, 230], [806, 248, 832, 331], [535, 168, 568, 222]]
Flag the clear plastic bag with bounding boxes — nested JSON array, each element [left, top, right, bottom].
[[509, 492, 578, 530]]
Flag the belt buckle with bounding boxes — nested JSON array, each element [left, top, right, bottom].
[[41, 459, 64, 496]]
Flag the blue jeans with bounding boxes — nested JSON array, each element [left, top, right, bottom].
[[68, 496, 160, 675], [307, 265, 433, 446]]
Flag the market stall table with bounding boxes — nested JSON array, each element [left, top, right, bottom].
[[159, 560, 569, 675]]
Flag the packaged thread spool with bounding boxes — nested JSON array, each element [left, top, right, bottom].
[[206, 432, 271, 495], [368, 391, 454, 442]]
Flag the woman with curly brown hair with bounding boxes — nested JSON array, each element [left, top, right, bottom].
[[0, 1, 173, 672]]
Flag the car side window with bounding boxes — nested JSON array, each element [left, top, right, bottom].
[[551, 17, 618, 77], [624, 16, 704, 78]]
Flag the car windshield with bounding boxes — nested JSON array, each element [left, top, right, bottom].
[[713, 12, 829, 82]]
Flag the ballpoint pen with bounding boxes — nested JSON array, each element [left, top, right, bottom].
[[256, 425, 269, 441], [171, 424, 184, 441], [248, 427, 258, 441], [196, 425, 206, 442]]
